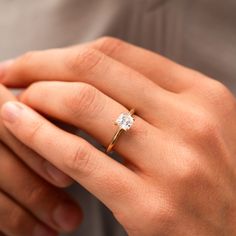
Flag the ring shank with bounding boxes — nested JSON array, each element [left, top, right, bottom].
[[106, 128, 124, 153], [106, 108, 135, 153]]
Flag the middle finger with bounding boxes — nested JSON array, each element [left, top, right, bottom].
[[3, 47, 174, 123]]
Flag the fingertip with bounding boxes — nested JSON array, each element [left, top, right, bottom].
[[1, 101, 24, 124]]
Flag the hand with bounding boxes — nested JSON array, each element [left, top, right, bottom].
[[0, 85, 81, 236], [1, 37, 236, 235]]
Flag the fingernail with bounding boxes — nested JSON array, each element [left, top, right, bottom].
[[34, 225, 57, 236], [53, 202, 82, 232], [44, 162, 73, 187], [1, 102, 23, 123], [0, 60, 14, 79]]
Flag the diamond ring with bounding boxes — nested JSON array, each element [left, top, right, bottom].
[[106, 109, 135, 153]]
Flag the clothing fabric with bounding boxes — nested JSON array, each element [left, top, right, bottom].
[[0, 0, 236, 235]]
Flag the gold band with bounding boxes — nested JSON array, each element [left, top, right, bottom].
[[106, 109, 135, 153]]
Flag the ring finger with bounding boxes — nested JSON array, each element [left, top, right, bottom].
[[21, 81, 165, 169]]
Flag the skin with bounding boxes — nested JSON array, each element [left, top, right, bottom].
[[0, 85, 82, 236], [1, 37, 236, 235]]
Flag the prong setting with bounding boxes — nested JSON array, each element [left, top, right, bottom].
[[115, 112, 135, 131]]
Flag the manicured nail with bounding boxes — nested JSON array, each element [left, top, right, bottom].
[[0, 60, 14, 79], [44, 161, 73, 186], [34, 224, 57, 236], [1, 102, 23, 123], [53, 202, 82, 231]]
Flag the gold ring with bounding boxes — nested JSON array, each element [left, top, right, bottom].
[[106, 109, 135, 153]]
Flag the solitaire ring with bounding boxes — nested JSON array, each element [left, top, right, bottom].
[[106, 109, 135, 153]]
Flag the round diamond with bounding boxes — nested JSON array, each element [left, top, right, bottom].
[[116, 112, 134, 131]]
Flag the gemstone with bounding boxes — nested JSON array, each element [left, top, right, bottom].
[[115, 112, 134, 131]]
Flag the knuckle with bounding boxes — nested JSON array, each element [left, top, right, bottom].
[[64, 83, 102, 119], [64, 140, 94, 177], [125, 200, 176, 235], [175, 156, 202, 185], [65, 47, 105, 76], [209, 80, 230, 96], [171, 147, 210, 188], [205, 80, 235, 105], [184, 108, 220, 141], [94, 36, 124, 56]]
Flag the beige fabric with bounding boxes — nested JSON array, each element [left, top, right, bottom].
[[0, 0, 236, 235]]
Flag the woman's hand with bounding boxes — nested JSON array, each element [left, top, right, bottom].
[[1, 37, 236, 235], [0, 85, 82, 236]]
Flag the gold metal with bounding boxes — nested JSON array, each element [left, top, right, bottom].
[[106, 109, 135, 153]]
